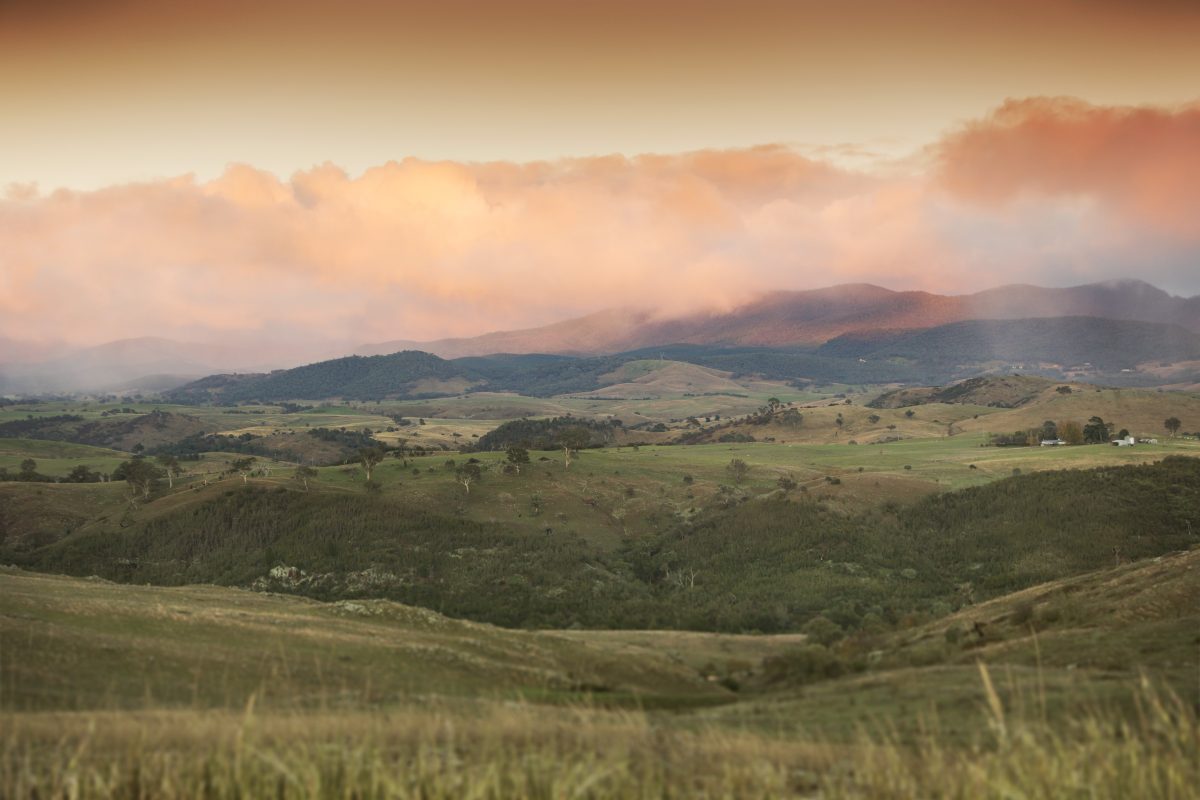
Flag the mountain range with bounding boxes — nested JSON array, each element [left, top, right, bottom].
[[4, 279, 1200, 394], [357, 279, 1200, 358]]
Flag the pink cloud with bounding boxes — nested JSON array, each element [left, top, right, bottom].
[[1, 103, 1198, 349], [936, 97, 1200, 239]]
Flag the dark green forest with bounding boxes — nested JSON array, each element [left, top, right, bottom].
[[10, 458, 1198, 633]]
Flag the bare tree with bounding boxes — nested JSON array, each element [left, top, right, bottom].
[[231, 457, 256, 485], [155, 454, 181, 489], [555, 427, 591, 470], [358, 447, 385, 482], [121, 457, 160, 503], [455, 462, 482, 495]]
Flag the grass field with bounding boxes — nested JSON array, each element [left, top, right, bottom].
[[2, 552, 1196, 798], [4, 383, 1200, 795], [6, 426, 1199, 551]]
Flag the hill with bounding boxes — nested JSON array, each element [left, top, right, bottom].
[[819, 316, 1200, 370], [869, 375, 1063, 409], [166, 351, 476, 403], [0, 567, 730, 712], [5, 554, 1194, 799], [0, 409, 207, 452], [573, 359, 750, 398], [0, 336, 308, 394], [358, 280, 1200, 357], [9, 457, 1198, 633]]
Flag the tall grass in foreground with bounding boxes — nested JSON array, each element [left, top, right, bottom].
[[3, 669, 1196, 799]]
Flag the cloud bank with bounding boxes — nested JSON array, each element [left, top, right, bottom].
[[2, 98, 1198, 347]]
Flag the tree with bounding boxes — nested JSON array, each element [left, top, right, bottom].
[[392, 437, 408, 464], [777, 475, 798, 492], [1165, 417, 1182, 437], [505, 446, 530, 474], [64, 464, 100, 483], [19, 458, 36, 477], [155, 454, 181, 489], [779, 408, 803, 427], [1082, 416, 1111, 444], [1059, 420, 1084, 445], [294, 465, 317, 491], [727, 458, 749, 484], [802, 615, 844, 647], [230, 457, 256, 484], [358, 447, 385, 481], [555, 427, 591, 470], [455, 462, 482, 495], [120, 458, 161, 503]]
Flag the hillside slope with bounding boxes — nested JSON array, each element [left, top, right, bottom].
[[0, 567, 729, 711], [10, 457, 1199, 633]]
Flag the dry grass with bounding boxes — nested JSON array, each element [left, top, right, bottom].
[[3, 670, 1196, 799]]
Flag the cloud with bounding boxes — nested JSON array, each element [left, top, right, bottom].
[[2, 100, 1199, 349], [935, 97, 1200, 239]]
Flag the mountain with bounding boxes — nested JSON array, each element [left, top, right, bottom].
[[165, 350, 477, 404], [355, 308, 654, 358], [10, 280, 1200, 395], [169, 316, 1200, 404], [965, 279, 1200, 328], [0, 337, 325, 394], [818, 316, 1200, 369], [359, 280, 1200, 357]]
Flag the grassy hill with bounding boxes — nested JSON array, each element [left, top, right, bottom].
[[0, 410, 207, 452], [868, 375, 1063, 409], [3, 548, 1196, 798], [703, 546, 1200, 739], [0, 567, 731, 712], [8, 457, 1198, 635], [576, 359, 750, 398]]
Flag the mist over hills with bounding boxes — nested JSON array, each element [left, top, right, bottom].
[[5, 279, 1200, 394], [357, 279, 1200, 358], [0, 337, 337, 395], [817, 316, 1200, 370], [159, 316, 1200, 404]]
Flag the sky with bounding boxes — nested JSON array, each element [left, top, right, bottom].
[[1, 0, 1199, 348]]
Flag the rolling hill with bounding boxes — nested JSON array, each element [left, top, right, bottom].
[[166, 317, 1200, 406], [9, 457, 1198, 632]]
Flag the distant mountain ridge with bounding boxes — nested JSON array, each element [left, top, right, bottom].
[[359, 279, 1200, 357], [817, 316, 1200, 369], [0, 337, 339, 394], [165, 315, 1200, 404], [7, 279, 1200, 394]]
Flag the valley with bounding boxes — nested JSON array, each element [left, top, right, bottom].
[[4, 291, 1200, 798]]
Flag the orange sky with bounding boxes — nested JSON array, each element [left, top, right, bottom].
[[4, 0, 1199, 189], [1, 1, 1198, 347]]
